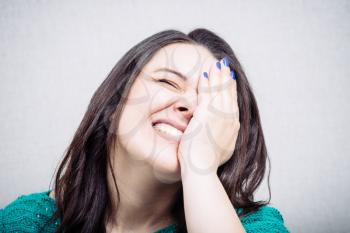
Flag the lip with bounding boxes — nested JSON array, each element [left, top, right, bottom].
[[152, 126, 181, 143], [152, 118, 186, 133]]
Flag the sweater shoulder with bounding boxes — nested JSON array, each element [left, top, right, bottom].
[[0, 190, 59, 233], [239, 205, 290, 233]]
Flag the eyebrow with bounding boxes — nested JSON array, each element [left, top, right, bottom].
[[153, 68, 188, 81]]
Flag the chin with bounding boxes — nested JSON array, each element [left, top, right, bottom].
[[153, 166, 182, 184], [151, 149, 182, 184]]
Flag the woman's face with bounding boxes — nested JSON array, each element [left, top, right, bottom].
[[115, 43, 217, 183]]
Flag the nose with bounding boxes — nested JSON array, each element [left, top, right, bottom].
[[172, 93, 197, 120]]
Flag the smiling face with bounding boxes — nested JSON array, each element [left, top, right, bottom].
[[114, 43, 217, 183]]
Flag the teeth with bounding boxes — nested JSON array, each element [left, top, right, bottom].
[[153, 123, 183, 138]]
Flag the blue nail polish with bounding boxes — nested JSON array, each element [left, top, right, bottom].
[[230, 70, 236, 80], [203, 72, 208, 78], [216, 61, 221, 70], [223, 57, 230, 67]]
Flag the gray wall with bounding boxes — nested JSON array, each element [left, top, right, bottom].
[[1, 0, 349, 232]]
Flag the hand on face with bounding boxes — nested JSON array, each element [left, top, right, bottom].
[[178, 57, 240, 177]]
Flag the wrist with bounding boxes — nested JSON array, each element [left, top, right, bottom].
[[178, 151, 219, 178], [180, 159, 218, 183]]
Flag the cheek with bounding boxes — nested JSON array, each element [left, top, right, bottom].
[[116, 108, 154, 163], [118, 80, 154, 136], [117, 80, 172, 142], [117, 98, 152, 143], [115, 79, 181, 165], [128, 78, 176, 115]]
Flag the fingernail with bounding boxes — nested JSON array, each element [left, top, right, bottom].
[[230, 70, 236, 80], [216, 61, 221, 70], [203, 71, 208, 79], [223, 57, 230, 67]]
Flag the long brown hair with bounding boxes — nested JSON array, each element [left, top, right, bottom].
[[46, 28, 271, 233]]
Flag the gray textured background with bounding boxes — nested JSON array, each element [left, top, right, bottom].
[[1, 0, 349, 232]]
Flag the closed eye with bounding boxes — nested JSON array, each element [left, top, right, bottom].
[[158, 79, 179, 89]]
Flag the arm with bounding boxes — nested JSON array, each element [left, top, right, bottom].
[[178, 58, 243, 233], [181, 169, 245, 233], [181, 169, 290, 233]]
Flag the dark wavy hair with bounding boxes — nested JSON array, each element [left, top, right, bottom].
[[45, 28, 271, 233]]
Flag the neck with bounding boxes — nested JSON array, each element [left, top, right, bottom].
[[106, 145, 181, 232]]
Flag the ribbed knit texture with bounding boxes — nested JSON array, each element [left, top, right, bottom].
[[0, 190, 289, 233]]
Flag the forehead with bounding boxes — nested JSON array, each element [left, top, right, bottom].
[[142, 43, 217, 86]]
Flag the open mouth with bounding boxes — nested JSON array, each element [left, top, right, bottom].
[[152, 122, 184, 143]]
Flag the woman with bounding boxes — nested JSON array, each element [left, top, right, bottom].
[[0, 28, 289, 233]]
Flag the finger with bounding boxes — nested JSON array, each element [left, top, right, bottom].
[[208, 59, 222, 93], [219, 57, 235, 105], [230, 68, 239, 119], [198, 70, 210, 105], [220, 57, 239, 120]]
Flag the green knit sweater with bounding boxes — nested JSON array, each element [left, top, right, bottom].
[[0, 190, 289, 233]]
